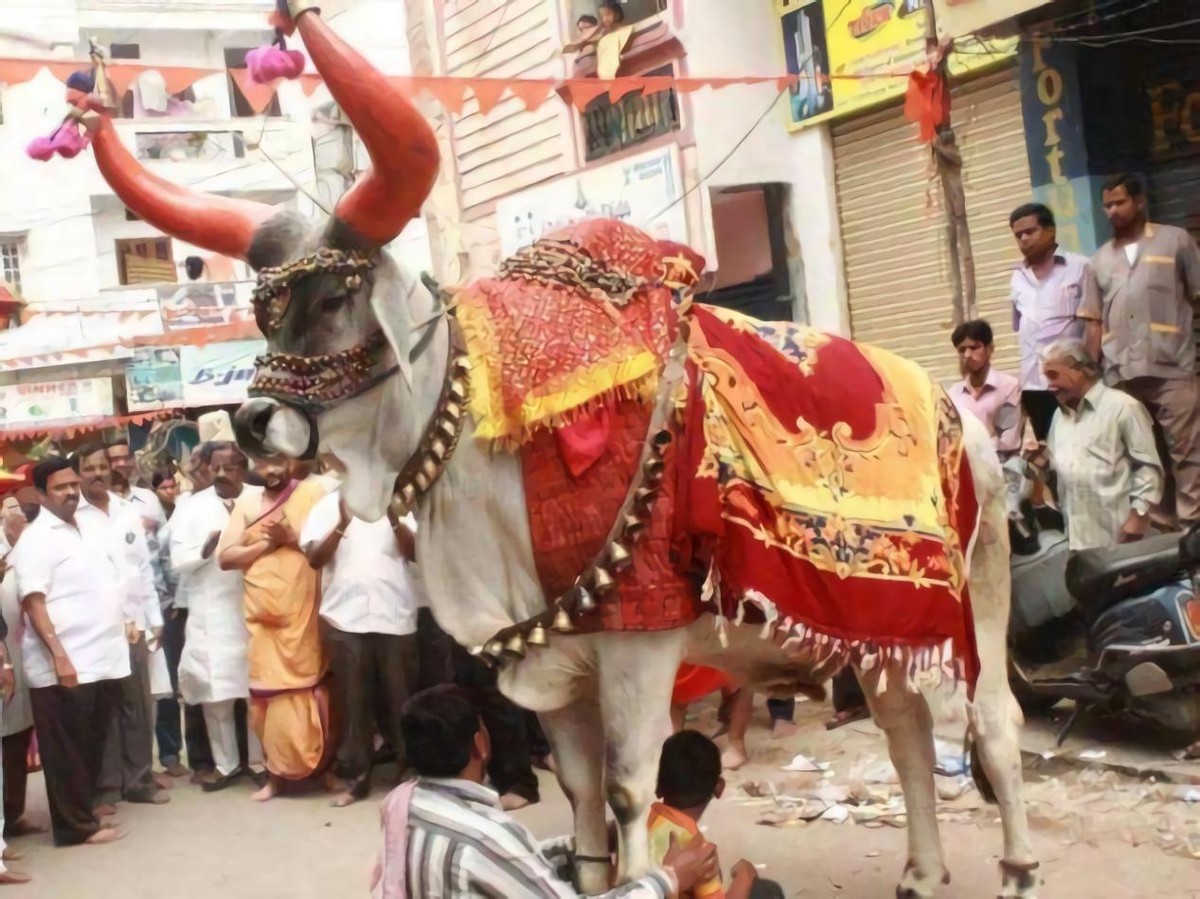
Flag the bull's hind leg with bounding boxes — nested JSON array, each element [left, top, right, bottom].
[[860, 668, 947, 898], [966, 451, 1038, 898]]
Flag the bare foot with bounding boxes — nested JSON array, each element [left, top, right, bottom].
[[321, 772, 347, 794], [330, 791, 359, 808], [2, 848, 22, 862], [771, 719, 800, 739], [99, 819, 122, 830], [162, 761, 189, 778], [499, 792, 533, 811], [153, 772, 173, 790], [85, 827, 126, 845], [0, 869, 31, 884], [5, 819, 46, 837], [94, 804, 118, 819], [250, 779, 279, 803], [721, 745, 748, 771]]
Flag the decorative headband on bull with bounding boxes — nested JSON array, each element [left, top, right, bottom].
[[68, 1, 440, 455]]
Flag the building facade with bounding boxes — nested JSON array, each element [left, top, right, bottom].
[[0, 0, 429, 439]]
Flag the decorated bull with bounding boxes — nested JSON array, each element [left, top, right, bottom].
[[71, 3, 1037, 896]]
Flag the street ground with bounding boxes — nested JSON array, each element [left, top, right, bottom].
[[8, 697, 1200, 898]]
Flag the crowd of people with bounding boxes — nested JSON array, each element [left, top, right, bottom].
[[0, 412, 559, 887], [0, 169, 1196, 895]]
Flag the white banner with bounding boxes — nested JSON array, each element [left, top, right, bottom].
[[496, 145, 689, 258], [179, 339, 266, 408], [931, 0, 1048, 39], [0, 377, 114, 429]]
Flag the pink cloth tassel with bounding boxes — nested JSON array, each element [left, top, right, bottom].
[[246, 45, 306, 84], [50, 124, 90, 159], [26, 135, 55, 161]]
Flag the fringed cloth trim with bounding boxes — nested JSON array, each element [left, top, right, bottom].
[[459, 285, 664, 446], [730, 590, 965, 695]]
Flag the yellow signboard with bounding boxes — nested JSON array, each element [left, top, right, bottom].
[[776, 0, 1016, 130]]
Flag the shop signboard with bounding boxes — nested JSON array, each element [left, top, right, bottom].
[[179, 339, 265, 408], [496, 145, 688, 257], [125, 347, 184, 412], [775, 0, 1017, 131], [0, 377, 114, 430]]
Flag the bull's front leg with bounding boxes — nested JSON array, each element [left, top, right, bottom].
[[540, 700, 611, 895], [596, 631, 684, 883]]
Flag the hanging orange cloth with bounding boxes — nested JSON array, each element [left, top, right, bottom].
[[903, 69, 948, 144]]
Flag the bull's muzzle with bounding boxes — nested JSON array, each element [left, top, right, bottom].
[[233, 397, 320, 461]]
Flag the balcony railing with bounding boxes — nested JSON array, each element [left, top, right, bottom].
[[135, 130, 246, 162], [583, 82, 680, 162]]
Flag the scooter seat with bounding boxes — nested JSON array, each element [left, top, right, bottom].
[[1066, 532, 1184, 616]]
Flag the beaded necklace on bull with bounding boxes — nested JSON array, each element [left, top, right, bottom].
[[251, 246, 692, 670]]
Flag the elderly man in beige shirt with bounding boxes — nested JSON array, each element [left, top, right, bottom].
[[1042, 338, 1164, 550], [1082, 173, 1200, 526]]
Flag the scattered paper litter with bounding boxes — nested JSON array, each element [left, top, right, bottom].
[[1078, 749, 1107, 761], [781, 752, 829, 773], [821, 804, 850, 823]]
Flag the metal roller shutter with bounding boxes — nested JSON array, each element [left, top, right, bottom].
[[833, 66, 1031, 383]]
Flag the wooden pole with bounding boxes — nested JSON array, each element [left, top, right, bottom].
[[925, 1, 977, 325]]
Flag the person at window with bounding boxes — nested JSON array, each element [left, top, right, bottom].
[[1083, 173, 1200, 526], [1041, 339, 1163, 551], [949, 320, 1025, 459], [1008, 202, 1099, 444], [370, 685, 717, 898]]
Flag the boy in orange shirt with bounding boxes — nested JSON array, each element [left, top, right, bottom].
[[648, 731, 784, 899]]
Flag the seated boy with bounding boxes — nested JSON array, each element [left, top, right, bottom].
[[649, 731, 785, 899]]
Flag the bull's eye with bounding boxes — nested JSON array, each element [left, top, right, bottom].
[[320, 294, 348, 315]]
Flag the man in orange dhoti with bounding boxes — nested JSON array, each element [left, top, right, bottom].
[[217, 456, 329, 801]]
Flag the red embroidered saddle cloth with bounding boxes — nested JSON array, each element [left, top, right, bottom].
[[456, 220, 980, 690]]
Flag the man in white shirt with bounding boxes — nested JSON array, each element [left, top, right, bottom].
[[75, 445, 168, 808], [1008, 202, 1100, 444], [171, 443, 266, 792], [1042, 339, 1164, 550], [106, 439, 167, 533], [0, 501, 32, 882], [14, 458, 128, 846], [301, 488, 422, 807]]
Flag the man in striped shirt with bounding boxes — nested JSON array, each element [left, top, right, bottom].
[[372, 685, 719, 898]]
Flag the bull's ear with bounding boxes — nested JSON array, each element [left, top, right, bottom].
[[367, 254, 423, 388]]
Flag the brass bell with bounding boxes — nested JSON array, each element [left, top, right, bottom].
[[421, 456, 439, 480], [591, 567, 617, 594], [608, 542, 633, 570], [449, 379, 468, 402], [623, 514, 647, 539], [503, 634, 527, 659], [527, 623, 549, 647], [414, 472, 430, 492], [437, 419, 458, 440], [552, 607, 575, 633], [400, 484, 417, 507], [430, 438, 448, 459], [634, 486, 656, 507], [453, 355, 472, 374], [484, 639, 505, 659], [445, 402, 463, 421], [578, 587, 597, 613]]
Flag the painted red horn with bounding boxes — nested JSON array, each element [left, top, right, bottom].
[[294, 10, 439, 247], [91, 117, 275, 262]]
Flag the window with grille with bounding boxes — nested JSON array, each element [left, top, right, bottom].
[[0, 240, 21, 292], [116, 237, 177, 285]]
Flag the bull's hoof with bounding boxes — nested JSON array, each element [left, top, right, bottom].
[[998, 859, 1039, 898], [895, 861, 950, 898]]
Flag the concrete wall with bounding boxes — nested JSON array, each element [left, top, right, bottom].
[[679, 0, 848, 331]]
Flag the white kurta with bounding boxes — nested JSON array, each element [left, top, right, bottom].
[[170, 486, 262, 705], [0, 535, 31, 737]]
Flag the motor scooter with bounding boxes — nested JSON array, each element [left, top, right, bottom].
[[1003, 455, 1200, 743]]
